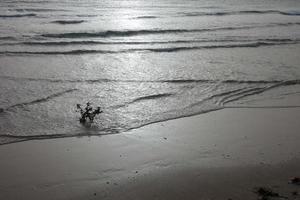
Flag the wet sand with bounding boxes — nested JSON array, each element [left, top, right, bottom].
[[0, 107, 300, 200]]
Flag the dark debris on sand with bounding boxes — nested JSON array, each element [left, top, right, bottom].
[[253, 176, 300, 200], [254, 187, 281, 200], [289, 177, 300, 185]]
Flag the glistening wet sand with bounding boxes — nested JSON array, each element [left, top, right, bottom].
[[0, 107, 299, 200]]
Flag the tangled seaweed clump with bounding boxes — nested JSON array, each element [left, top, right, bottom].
[[76, 102, 102, 124]]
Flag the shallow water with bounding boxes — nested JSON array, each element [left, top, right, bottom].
[[0, 0, 300, 144]]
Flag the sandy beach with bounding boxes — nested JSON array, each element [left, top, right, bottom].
[[0, 107, 299, 200]]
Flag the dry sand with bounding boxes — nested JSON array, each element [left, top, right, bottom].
[[0, 107, 300, 200]]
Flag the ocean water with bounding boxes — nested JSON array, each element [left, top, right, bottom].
[[0, 0, 300, 144]]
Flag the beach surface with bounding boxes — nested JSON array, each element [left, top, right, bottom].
[[0, 107, 299, 200]]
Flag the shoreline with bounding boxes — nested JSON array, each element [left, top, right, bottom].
[[0, 107, 300, 199], [2, 104, 300, 146]]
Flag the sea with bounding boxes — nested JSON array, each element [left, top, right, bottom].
[[0, 0, 300, 145]]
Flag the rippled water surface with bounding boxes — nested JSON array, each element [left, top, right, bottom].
[[0, 0, 300, 144]]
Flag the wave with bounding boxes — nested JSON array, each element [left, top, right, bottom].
[[39, 22, 300, 39], [6, 38, 295, 47], [184, 81, 300, 110], [134, 16, 157, 19], [0, 36, 16, 41], [172, 79, 300, 85], [76, 14, 98, 17], [181, 10, 300, 17], [2, 89, 78, 111], [225, 105, 300, 109], [0, 133, 80, 143], [131, 93, 174, 102], [3, 0, 52, 4], [1, 75, 300, 86], [188, 88, 248, 108], [222, 84, 290, 105], [220, 86, 274, 105], [112, 93, 174, 109], [0, 127, 122, 145], [0, 49, 118, 55], [20, 40, 201, 46], [280, 11, 300, 16], [0, 13, 36, 18], [40, 29, 202, 38], [12, 8, 69, 12], [1, 79, 300, 145], [113, 93, 175, 108], [51, 20, 86, 25], [2, 101, 300, 145], [1, 40, 297, 55], [141, 41, 298, 52], [217, 80, 300, 105], [0, 106, 223, 145]]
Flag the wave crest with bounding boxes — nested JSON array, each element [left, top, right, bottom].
[[181, 10, 300, 17], [1, 75, 300, 86], [4, 89, 78, 111], [0, 13, 36, 18], [39, 22, 300, 39], [51, 20, 86, 25], [1, 40, 298, 55]]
